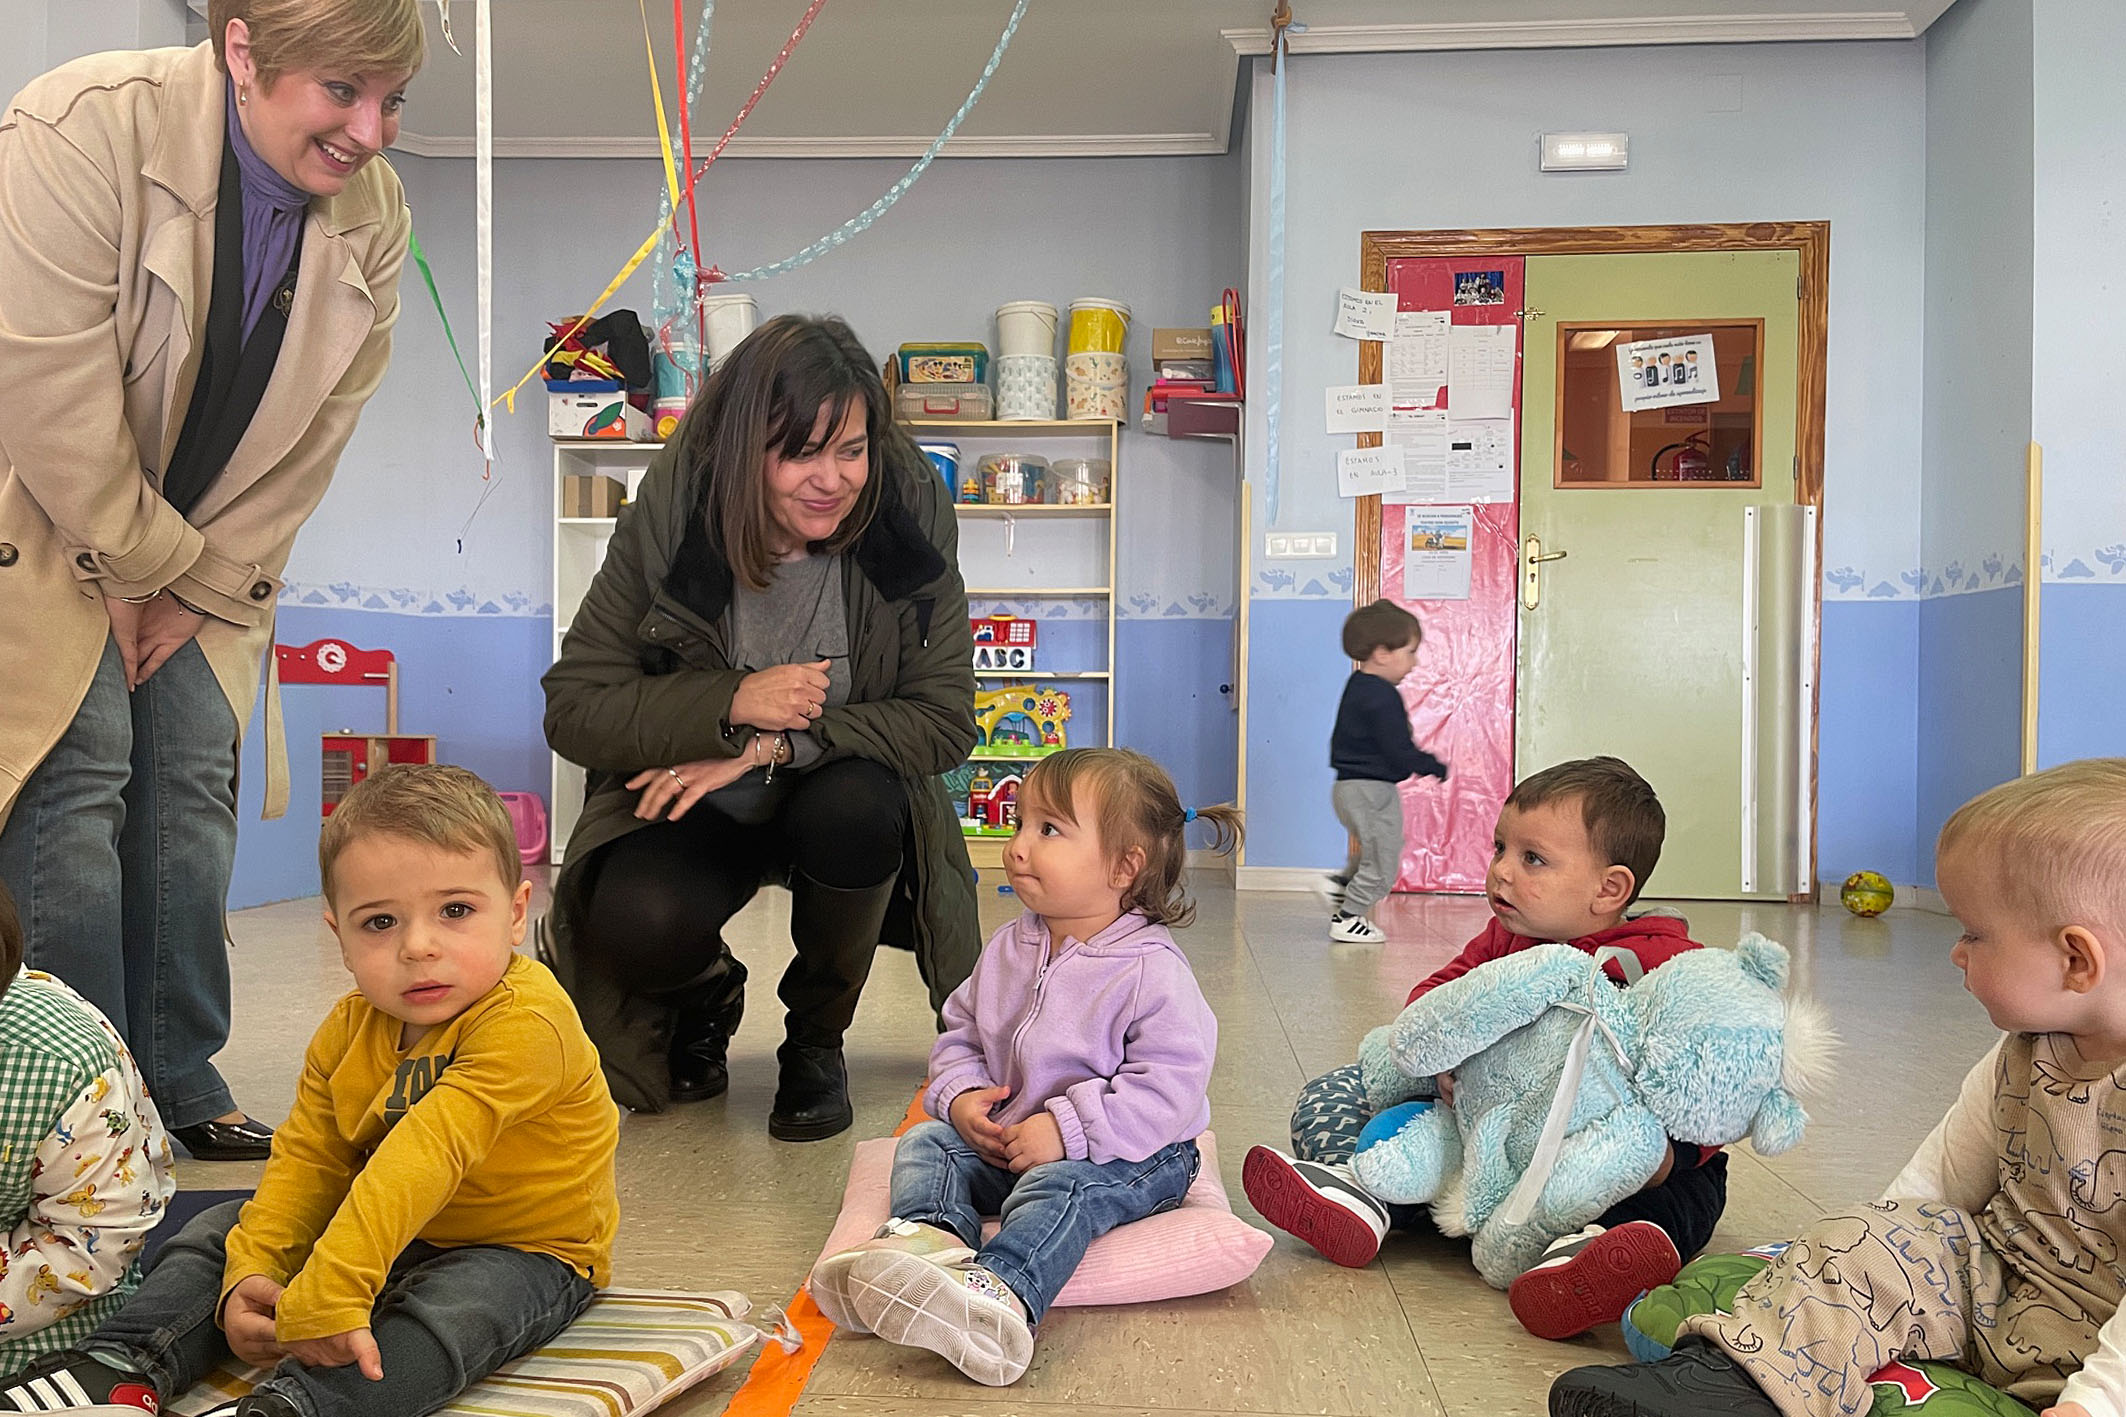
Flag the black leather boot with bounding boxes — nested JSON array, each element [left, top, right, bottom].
[[769, 871, 894, 1141], [666, 954, 747, 1104]]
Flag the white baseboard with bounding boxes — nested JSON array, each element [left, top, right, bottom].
[[1894, 885, 1949, 915], [1234, 865, 1333, 892], [1186, 849, 1235, 879]]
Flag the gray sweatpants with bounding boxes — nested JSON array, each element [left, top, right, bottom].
[[1332, 778, 1403, 914]]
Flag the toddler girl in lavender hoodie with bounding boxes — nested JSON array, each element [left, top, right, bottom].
[[810, 747, 1241, 1385]]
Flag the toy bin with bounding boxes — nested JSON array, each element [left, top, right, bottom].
[[497, 791, 549, 865], [897, 343, 990, 385], [978, 452, 1048, 505], [1045, 457, 1111, 505], [995, 353, 1058, 421], [916, 441, 961, 492], [1067, 298, 1131, 355], [896, 381, 994, 422], [995, 301, 1059, 359], [1064, 350, 1128, 421], [700, 292, 760, 367]]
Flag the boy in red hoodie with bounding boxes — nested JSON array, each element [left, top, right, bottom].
[[1243, 757, 1725, 1340]]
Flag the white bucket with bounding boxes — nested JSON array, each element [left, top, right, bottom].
[[700, 292, 761, 365], [995, 301, 1059, 360]]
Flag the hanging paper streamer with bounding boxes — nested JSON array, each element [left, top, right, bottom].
[[474, 0, 493, 459], [407, 232, 483, 440], [722, 0, 1029, 284], [434, 0, 463, 56]]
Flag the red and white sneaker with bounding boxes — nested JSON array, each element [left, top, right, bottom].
[[1510, 1220, 1682, 1341], [1242, 1145, 1391, 1267], [1, 1351, 159, 1411]]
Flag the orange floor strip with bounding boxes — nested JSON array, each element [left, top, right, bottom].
[[720, 1086, 929, 1417]]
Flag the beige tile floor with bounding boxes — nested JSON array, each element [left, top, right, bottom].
[[197, 880, 1996, 1417]]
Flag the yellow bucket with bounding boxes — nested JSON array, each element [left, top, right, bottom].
[[1067, 298, 1131, 355]]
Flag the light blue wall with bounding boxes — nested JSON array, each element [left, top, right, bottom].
[[1241, 40, 1932, 873], [0, 0, 189, 108], [232, 146, 1246, 904], [2030, 0, 2126, 770], [1911, 0, 2033, 871]]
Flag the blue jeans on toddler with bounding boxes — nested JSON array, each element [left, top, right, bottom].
[[889, 1119, 1199, 1326], [80, 1200, 594, 1417]]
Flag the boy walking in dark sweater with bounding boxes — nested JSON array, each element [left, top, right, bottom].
[[1327, 600, 1447, 943]]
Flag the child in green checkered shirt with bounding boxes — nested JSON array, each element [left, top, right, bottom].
[[0, 879, 175, 1379]]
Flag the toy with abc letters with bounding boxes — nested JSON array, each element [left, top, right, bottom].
[[1840, 870, 1895, 917]]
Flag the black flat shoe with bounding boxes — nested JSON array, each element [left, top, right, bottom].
[[172, 1117, 274, 1161]]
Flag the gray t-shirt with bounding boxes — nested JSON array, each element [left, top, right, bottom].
[[708, 553, 850, 823]]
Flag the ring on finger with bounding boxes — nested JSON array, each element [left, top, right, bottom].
[[666, 767, 688, 789]]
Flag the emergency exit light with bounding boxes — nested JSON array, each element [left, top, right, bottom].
[[1541, 132, 1630, 171]]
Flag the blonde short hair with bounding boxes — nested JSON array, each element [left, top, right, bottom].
[[318, 764, 521, 905], [211, 0, 427, 85], [1937, 758, 2126, 935]]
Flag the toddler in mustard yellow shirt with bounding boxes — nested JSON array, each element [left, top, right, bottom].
[[13, 765, 620, 1417]]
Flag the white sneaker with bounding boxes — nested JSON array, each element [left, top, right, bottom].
[[810, 1218, 973, 1334], [1329, 912, 1386, 943], [1242, 1146, 1391, 1266], [848, 1250, 1035, 1385]]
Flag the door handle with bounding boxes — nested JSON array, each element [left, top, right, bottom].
[[1522, 535, 1567, 609]]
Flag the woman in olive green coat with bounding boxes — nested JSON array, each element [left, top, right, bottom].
[[541, 315, 979, 1134]]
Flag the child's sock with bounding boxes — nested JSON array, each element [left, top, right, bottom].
[[1551, 1338, 1780, 1417], [1509, 1220, 1682, 1340], [810, 1218, 973, 1334], [847, 1249, 1035, 1386], [1, 1350, 159, 1412]]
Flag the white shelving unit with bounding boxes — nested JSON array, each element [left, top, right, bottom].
[[549, 439, 662, 864], [905, 417, 1122, 870]]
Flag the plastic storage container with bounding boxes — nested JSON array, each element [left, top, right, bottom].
[[995, 301, 1059, 358], [700, 292, 760, 367], [897, 343, 990, 385], [916, 441, 960, 492], [1064, 350, 1128, 421], [651, 396, 689, 441], [1067, 298, 1131, 355], [1045, 457, 1112, 506], [995, 353, 1058, 421], [896, 381, 994, 422], [978, 452, 1049, 505]]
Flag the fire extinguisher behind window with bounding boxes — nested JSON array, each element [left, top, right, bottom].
[[1650, 431, 1712, 481]]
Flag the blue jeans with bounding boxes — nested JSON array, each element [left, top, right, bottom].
[[889, 1119, 1199, 1326], [82, 1200, 594, 1417], [0, 635, 239, 1128]]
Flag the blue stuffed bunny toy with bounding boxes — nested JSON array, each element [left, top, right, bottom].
[[1348, 934, 1834, 1288]]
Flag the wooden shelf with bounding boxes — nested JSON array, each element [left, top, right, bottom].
[[973, 670, 1109, 681], [558, 517, 618, 526], [955, 503, 1111, 516], [964, 586, 1111, 597], [901, 419, 1116, 436], [550, 439, 663, 451]]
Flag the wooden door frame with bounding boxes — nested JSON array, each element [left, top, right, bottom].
[[1352, 221, 1830, 900]]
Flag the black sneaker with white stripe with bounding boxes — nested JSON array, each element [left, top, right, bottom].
[[1, 1350, 159, 1411], [1242, 1146, 1392, 1266]]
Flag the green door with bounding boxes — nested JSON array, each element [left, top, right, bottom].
[[1517, 251, 1804, 900]]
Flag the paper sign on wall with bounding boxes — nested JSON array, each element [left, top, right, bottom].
[[1403, 505, 1475, 601], [1333, 288, 1396, 341], [1447, 325, 1516, 420], [1446, 419, 1515, 504], [1337, 445, 1407, 498], [1383, 408, 1448, 504], [1616, 333, 1720, 411], [1388, 310, 1450, 408], [1324, 384, 1389, 433]]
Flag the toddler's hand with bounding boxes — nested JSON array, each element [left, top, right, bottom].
[[1436, 1072, 1456, 1105], [2044, 1404, 2092, 1417], [1001, 1111, 1067, 1172], [949, 1085, 1012, 1167], [221, 1274, 286, 1369], [285, 1326, 384, 1380]]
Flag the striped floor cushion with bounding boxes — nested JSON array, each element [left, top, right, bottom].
[[168, 1290, 790, 1417]]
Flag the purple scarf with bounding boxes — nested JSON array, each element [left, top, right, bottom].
[[226, 80, 311, 341]]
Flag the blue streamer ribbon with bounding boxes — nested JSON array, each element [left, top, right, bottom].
[[1263, 25, 1297, 526]]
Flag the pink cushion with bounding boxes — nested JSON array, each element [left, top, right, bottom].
[[811, 1130, 1270, 1308]]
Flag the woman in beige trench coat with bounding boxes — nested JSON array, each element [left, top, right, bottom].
[[0, 0, 423, 1159]]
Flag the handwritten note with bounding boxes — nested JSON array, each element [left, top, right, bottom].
[[1333, 288, 1396, 341], [1337, 445, 1407, 498], [1324, 384, 1389, 434]]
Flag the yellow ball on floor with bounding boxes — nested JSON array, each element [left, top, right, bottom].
[[1840, 870, 1895, 917]]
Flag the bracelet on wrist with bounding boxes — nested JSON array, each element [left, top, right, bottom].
[[115, 590, 164, 604], [166, 590, 209, 617]]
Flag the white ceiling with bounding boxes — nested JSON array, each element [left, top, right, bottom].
[[192, 0, 1961, 159]]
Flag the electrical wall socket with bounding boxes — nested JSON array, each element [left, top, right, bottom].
[[1266, 532, 1338, 559]]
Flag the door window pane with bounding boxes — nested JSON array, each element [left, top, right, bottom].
[[1555, 321, 1763, 487]]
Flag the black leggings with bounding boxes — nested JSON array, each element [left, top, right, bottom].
[[581, 757, 908, 996]]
